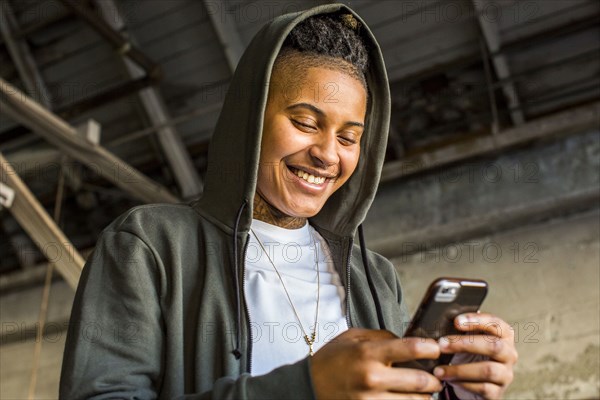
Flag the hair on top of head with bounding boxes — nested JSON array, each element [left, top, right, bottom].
[[273, 13, 369, 90], [340, 13, 360, 31]]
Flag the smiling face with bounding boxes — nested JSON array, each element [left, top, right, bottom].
[[256, 62, 368, 218]]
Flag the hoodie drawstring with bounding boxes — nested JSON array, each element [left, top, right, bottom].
[[231, 200, 248, 359], [358, 224, 387, 331]]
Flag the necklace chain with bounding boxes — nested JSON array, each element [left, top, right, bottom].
[[250, 227, 320, 356]]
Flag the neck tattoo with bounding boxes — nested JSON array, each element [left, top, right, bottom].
[[253, 193, 306, 229]]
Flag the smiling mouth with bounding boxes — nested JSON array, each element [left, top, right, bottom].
[[288, 166, 331, 185]]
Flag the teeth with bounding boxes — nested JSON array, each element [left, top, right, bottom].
[[292, 168, 326, 185]]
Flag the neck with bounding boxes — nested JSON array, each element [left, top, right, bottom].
[[253, 193, 307, 229]]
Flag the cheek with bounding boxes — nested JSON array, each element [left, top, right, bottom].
[[331, 149, 360, 190], [343, 148, 361, 177], [260, 126, 291, 162]]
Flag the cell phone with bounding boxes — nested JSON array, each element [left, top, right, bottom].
[[397, 277, 488, 372]]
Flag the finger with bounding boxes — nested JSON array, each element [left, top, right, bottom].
[[447, 381, 505, 400], [363, 365, 442, 393], [369, 337, 440, 364], [341, 328, 397, 341], [337, 328, 398, 343], [433, 361, 513, 386], [454, 313, 514, 341], [438, 335, 517, 364]]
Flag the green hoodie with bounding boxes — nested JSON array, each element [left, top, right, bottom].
[[60, 4, 409, 399]]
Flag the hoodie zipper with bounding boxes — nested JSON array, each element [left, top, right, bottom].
[[240, 234, 253, 374]]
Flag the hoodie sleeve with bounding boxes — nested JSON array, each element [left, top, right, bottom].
[[59, 229, 164, 399], [181, 358, 316, 399]]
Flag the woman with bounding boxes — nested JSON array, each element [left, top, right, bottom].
[[60, 4, 517, 399]]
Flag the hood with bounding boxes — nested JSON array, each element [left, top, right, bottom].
[[195, 3, 391, 238]]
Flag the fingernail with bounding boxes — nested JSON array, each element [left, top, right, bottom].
[[438, 337, 449, 349], [457, 314, 469, 325], [433, 367, 444, 378]]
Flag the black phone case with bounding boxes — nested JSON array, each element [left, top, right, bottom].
[[396, 278, 488, 372]]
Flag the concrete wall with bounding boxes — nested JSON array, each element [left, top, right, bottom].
[[1, 335, 67, 399], [0, 280, 73, 399], [366, 129, 600, 256]]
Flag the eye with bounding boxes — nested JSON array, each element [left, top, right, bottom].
[[291, 119, 317, 131], [338, 132, 359, 146]]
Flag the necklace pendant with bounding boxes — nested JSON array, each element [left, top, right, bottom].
[[305, 334, 315, 356]]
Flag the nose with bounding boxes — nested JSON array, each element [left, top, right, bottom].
[[309, 132, 339, 168]]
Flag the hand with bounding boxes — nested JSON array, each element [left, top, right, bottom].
[[433, 313, 518, 399], [310, 328, 442, 399]]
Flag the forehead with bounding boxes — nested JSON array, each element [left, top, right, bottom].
[[268, 65, 367, 119]]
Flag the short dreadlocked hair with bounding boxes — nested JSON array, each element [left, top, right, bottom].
[[273, 13, 369, 91]]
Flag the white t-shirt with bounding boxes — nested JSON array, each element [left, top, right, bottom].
[[244, 219, 349, 376]]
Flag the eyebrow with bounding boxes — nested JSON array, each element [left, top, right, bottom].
[[285, 102, 365, 128]]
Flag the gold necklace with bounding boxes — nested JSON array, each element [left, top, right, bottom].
[[250, 227, 320, 356]]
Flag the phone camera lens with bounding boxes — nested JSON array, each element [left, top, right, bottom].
[[441, 287, 457, 294]]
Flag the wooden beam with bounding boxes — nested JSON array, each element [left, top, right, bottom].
[[473, 0, 524, 125], [57, 0, 161, 79], [0, 152, 83, 289], [95, 0, 203, 199], [0, 1, 51, 108], [381, 101, 600, 182], [371, 188, 600, 259], [203, 0, 245, 73], [0, 77, 179, 204]]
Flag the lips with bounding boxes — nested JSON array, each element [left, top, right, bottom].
[[288, 166, 334, 185]]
